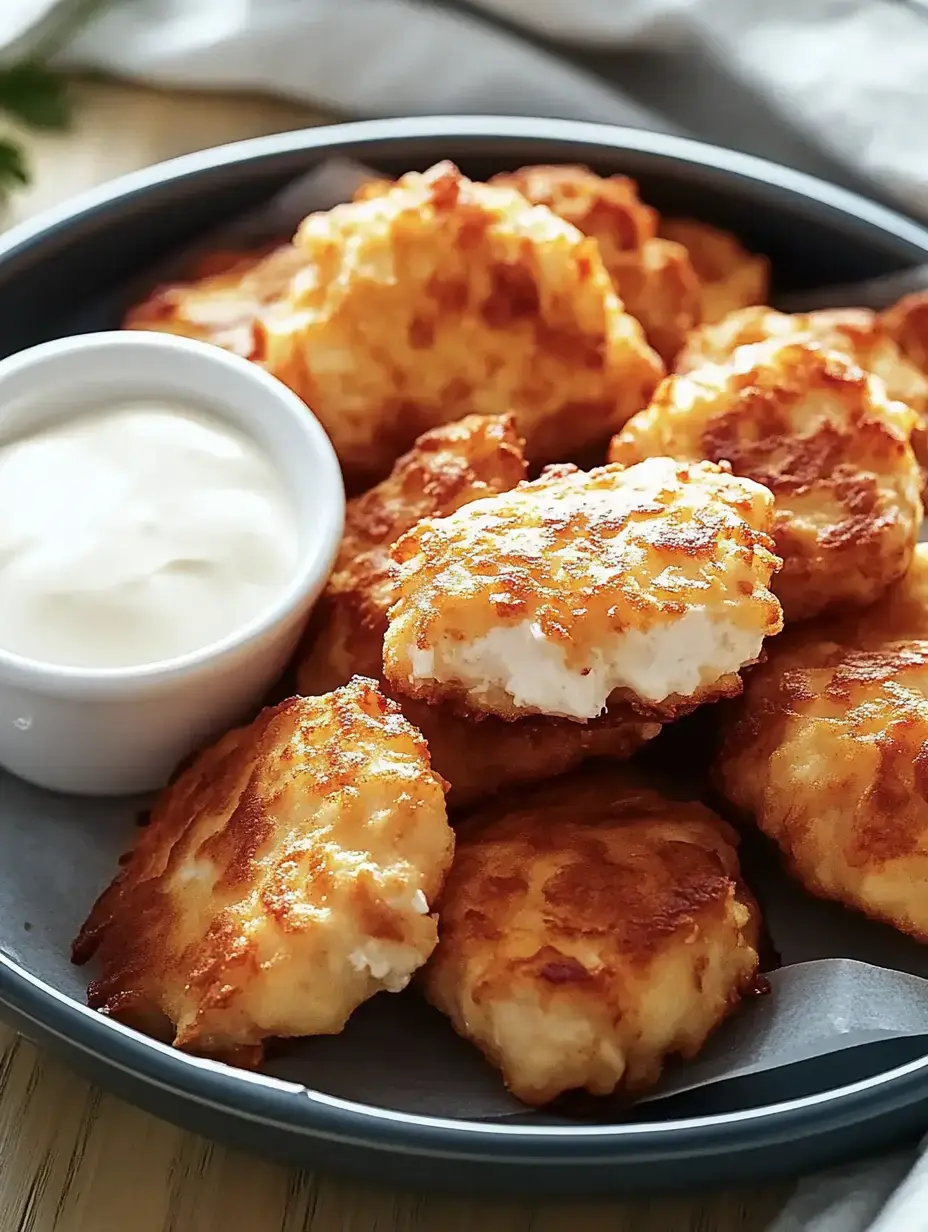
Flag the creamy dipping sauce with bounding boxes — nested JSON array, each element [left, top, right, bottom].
[[0, 402, 300, 668]]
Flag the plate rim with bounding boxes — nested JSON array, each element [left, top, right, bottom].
[[3, 113, 928, 1172]]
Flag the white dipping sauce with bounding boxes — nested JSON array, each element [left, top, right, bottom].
[[0, 402, 300, 668]]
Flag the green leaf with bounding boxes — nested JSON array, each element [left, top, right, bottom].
[[0, 140, 29, 188], [0, 64, 71, 130]]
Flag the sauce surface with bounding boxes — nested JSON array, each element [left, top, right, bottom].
[[0, 402, 299, 668]]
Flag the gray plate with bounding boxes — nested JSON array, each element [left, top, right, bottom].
[[3, 116, 928, 1195]]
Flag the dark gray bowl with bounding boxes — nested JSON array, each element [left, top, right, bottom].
[[2, 116, 928, 1197]]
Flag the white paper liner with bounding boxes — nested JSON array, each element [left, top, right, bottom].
[[6, 156, 928, 1123]]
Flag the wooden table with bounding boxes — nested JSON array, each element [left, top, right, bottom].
[[0, 79, 791, 1232]]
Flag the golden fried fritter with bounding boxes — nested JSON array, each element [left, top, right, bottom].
[[676, 304, 928, 483], [383, 457, 782, 722], [423, 766, 762, 1106], [883, 291, 928, 376], [659, 219, 769, 324], [676, 305, 928, 408], [125, 242, 303, 359], [838, 542, 928, 645], [491, 165, 700, 363], [297, 414, 661, 804], [72, 680, 453, 1064], [609, 340, 923, 621], [128, 161, 662, 486], [715, 640, 928, 942], [776, 543, 928, 660], [406, 701, 660, 810], [298, 414, 527, 691]]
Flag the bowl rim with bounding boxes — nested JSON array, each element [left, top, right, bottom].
[[4, 115, 928, 273], [4, 113, 928, 1169]]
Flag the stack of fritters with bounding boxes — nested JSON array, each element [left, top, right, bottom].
[[129, 161, 664, 488], [296, 413, 665, 807], [610, 337, 923, 620], [682, 299, 928, 953], [79, 159, 928, 1110]]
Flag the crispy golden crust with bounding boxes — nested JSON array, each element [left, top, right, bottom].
[[383, 457, 782, 721], [715, 640, 928, 942], [491, 165, 701, 363], [423, 766, 762, 1106], [610, 340, 923, 621], [406, 701, 660, 809], [676, 305, 928, 410], [775, 542, 928, 658], [659, 219, 769, 324], [296, 415, 661, 803], [841, 542, 928, 645], [882, 292, 928, 474], [286, 160, 663, 482], [72, 680, 453, 1064], [129, 162, 662, 486], [124, 243, 303, 358], [298, 413, 528, 690], [883, 291, 928, 375], [676, 305, 928, 483]]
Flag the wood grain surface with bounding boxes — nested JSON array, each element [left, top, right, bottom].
[[0, 78, 791, 1232]]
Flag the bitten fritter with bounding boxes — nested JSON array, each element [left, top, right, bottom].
[[491, 165, 701, 364], [125, 243, 304, 358], [609, 340, 923, 622], [297, 414, 661, 804], [714, 640, 928, 942], [383, 457, 782, 722], [423, 767, 762, 1106], [72, 680, 453, 1064], [675, 304, 928, 483], [658, 219, 769, 324], [128, 161, 662, 486]]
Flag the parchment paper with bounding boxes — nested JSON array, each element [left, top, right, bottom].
[[4, 158, 928, 1123]]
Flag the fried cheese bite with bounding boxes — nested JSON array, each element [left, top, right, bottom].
[[129, 161, 662, 486], [883, 291, 928, 376], [72, 680, 453, 1064], [125, 242, 304, 359], [490, 164, 701, 363], [676, 305, 928, 409], [609, 340, 923, 622], [299, 413, 528, 690], [715, 640, 928, 942], [658, 219, 769, 324], [774, 542, 928, 661], [383, 457, 782, 723], [297, 415, 661, 804], [423, 767, 762, 1106], [675, 304, 928, 482], [837, 542, 928, 645], [405, 701, 659, 810]]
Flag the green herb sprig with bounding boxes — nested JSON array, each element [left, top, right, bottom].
[[0, 63, 71, 195], [0, 0, 117, 201]]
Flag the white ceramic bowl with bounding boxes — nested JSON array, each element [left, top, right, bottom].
[[0, 330, 345, 795]]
